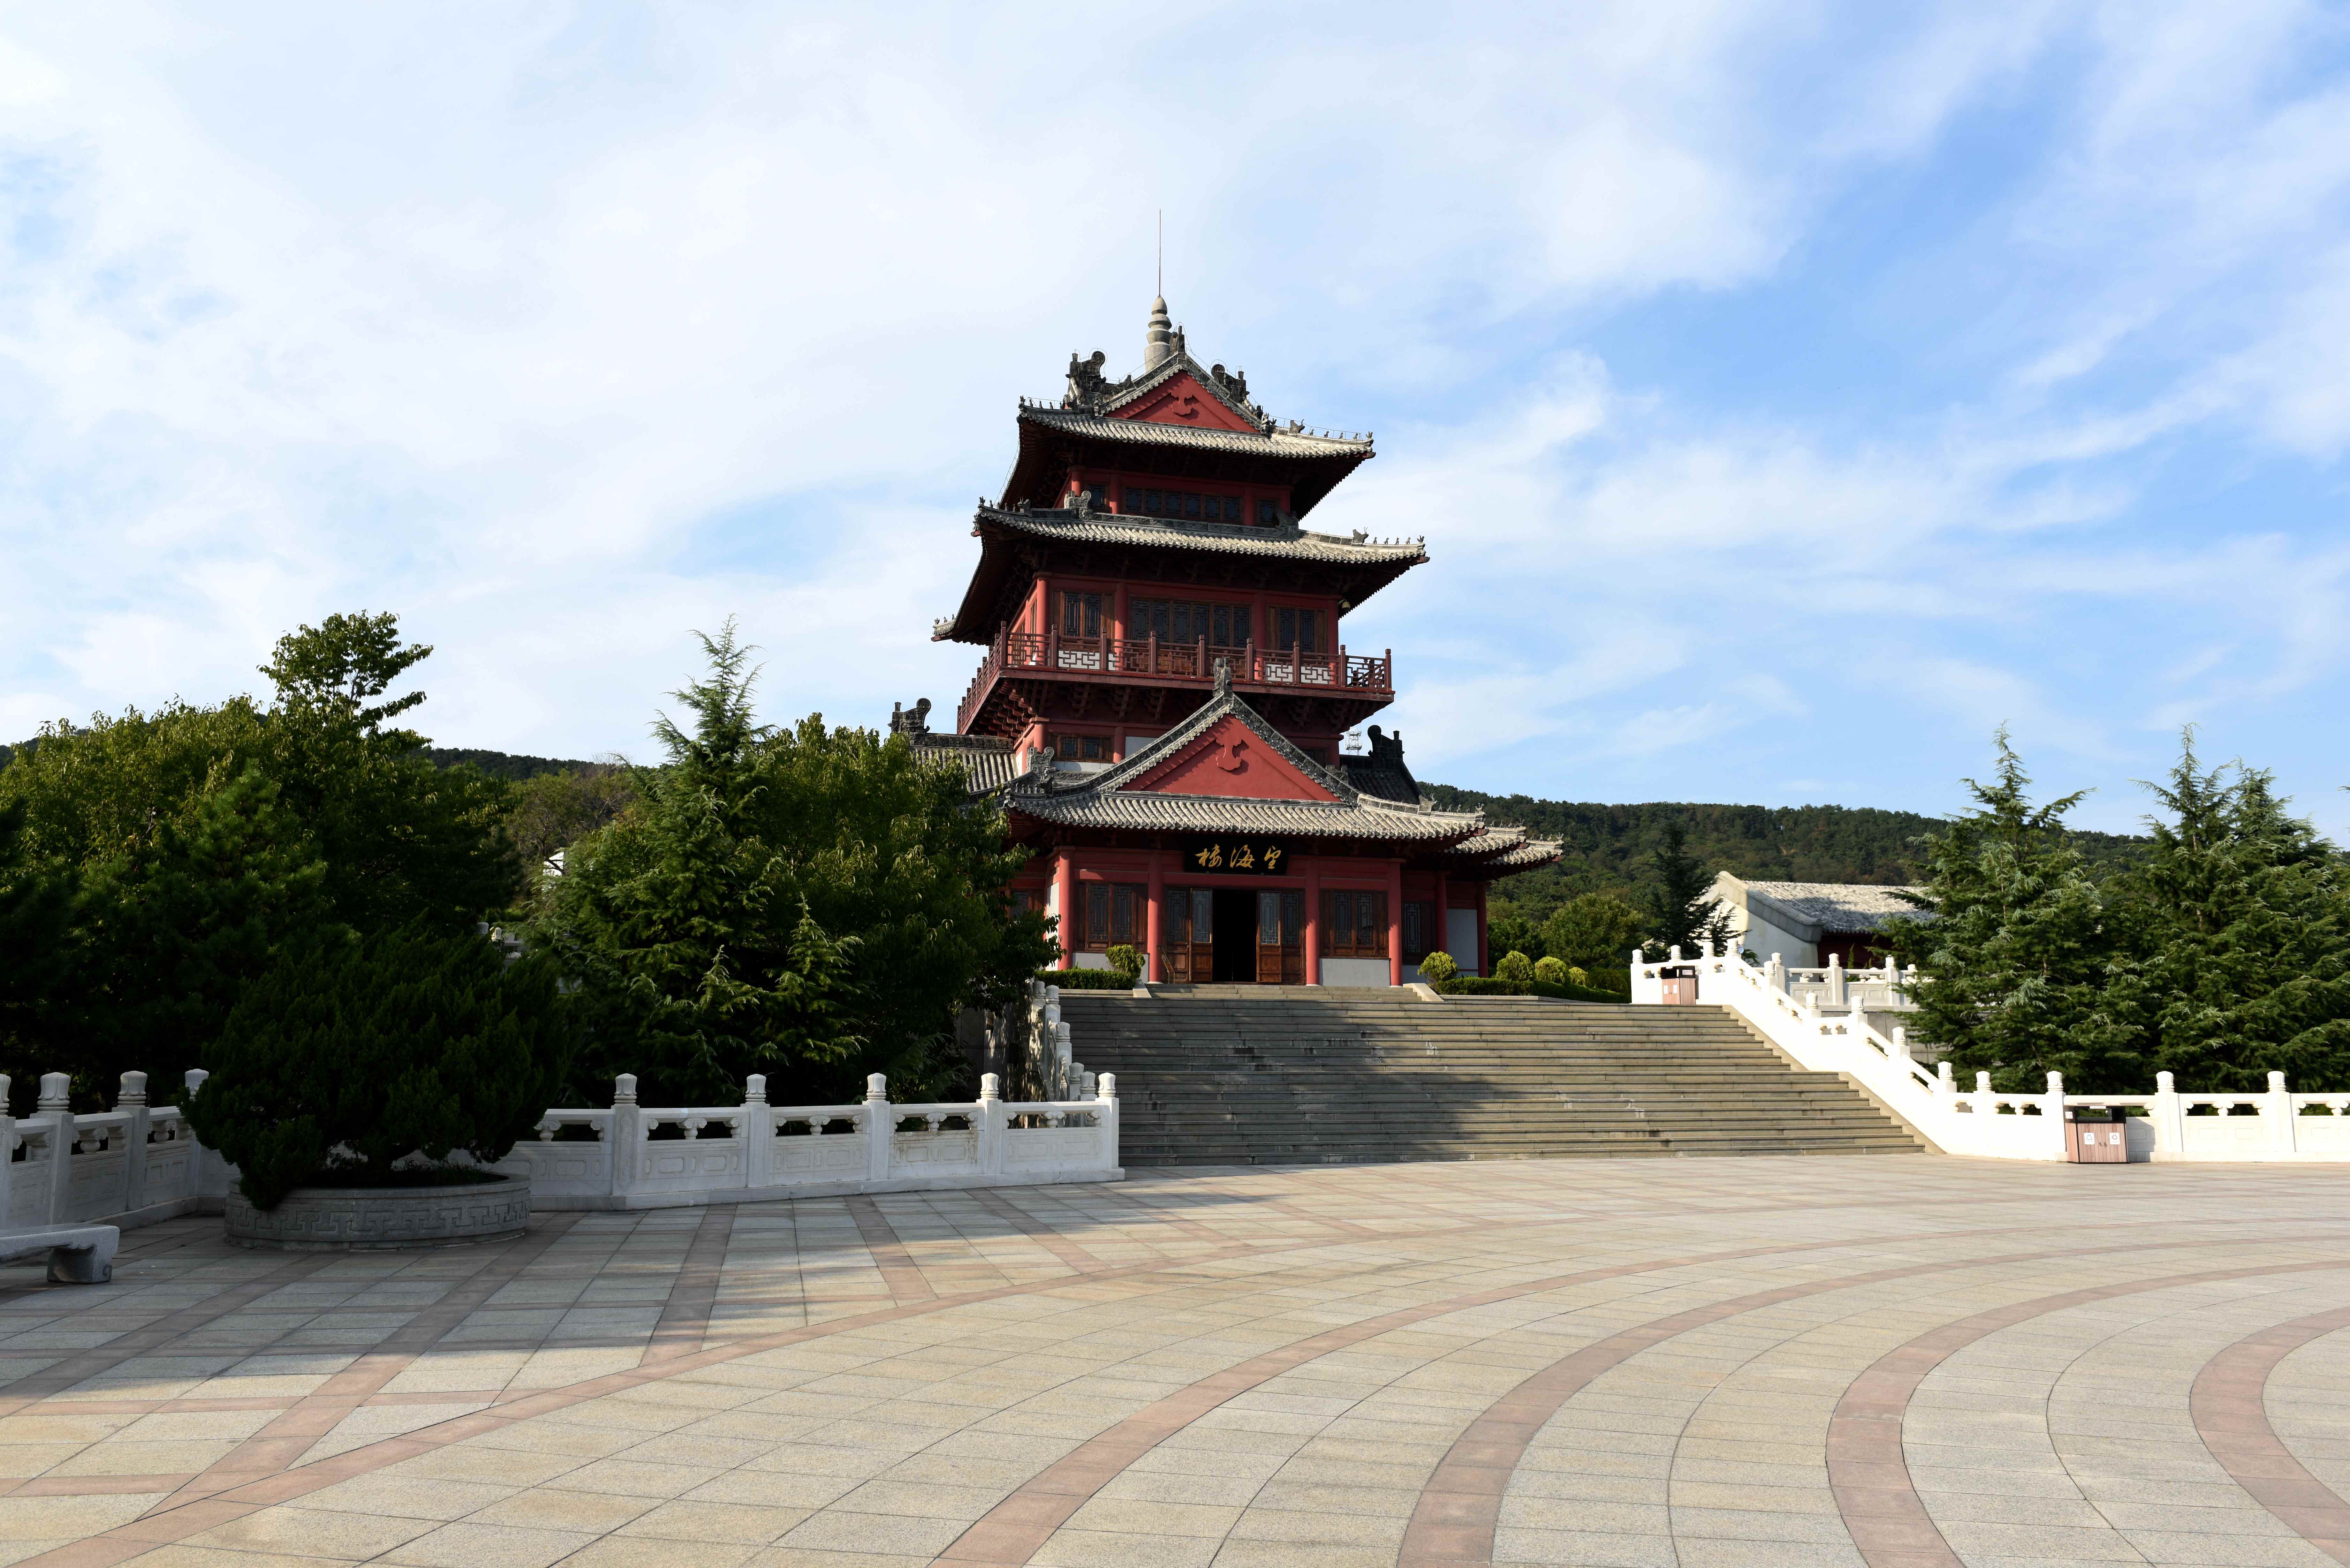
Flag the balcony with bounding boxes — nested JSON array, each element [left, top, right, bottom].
[[957, 629, 1394, 735]]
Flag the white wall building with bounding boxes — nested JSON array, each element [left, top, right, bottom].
[[1709, 873, 1929, 968]]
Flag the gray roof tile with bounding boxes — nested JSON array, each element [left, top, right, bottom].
[[976, 503, 1424, 565]]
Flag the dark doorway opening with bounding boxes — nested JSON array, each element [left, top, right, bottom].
[[1210, 889, 1258, 981]]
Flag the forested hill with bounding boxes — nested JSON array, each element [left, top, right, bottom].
[[418, 747, 600, 780], [1422, 787, 2148, 922]]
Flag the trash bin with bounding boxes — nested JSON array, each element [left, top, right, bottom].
[[2065, 1106, 2128, 1163], [1659, 967, 1698, 1005]]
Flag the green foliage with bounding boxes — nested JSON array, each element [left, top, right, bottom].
[[1042, 967, 1138, 991], [1881, 734, 2138, 1092], [258, 613, 519, 934], [1642, 823, 1736, 955], [0, 612, 528, 1100], [1416, 950, 1458, 983], [0, 800, 74, 1093], [508, 765, 637, 879], [1541, 892, 1644, 970], [1428, 787, 2148, 933], [534, 623, 1052, 1105], [1495, 949, 1535, 984], [1437, 975, 1626, 1003], [1105, 944, 1142, 979], [184, 923, 572, 1210], [1567, 965, 1589, 987], [70, 765, 334, 1104], [1534, 955, 1567, 985], [2098, 736, 2350, 1091]]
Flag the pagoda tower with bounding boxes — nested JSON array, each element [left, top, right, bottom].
[[907, 297, 1558, 985]]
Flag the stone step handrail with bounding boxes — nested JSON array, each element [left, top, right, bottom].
[[1630, 943, 2350, 1161]]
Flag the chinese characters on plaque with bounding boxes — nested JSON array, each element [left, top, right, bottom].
[[1187, 841, 1289, 875]]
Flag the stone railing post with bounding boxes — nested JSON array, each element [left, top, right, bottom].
[[1766, 953, 1785, 993], [866, 1074, 893, 1183], [2153, 1071, 2186, 1158], [742, 1075, 771, 1191], [1054, 1022, 1074, 1100], [979, 1073, 1004, 1176], [2044, 1071, 2067, 1157], [1097, 1072, 1119, 1170], [0, 1074, 13, 1224], [1937, 1059, 1954, 1099], [1890, 1026, 1910, 1070], [2267, 1070, 2297, 1155], [118, 1071, 152, 1216], [1825, 953, 1845, 1007], [1668, 945, 1682, 962], [38, 1072, 74, 1224], [183, 1067, 232, 1205], [1972, 1070, 1995, 1122], [609, 1075, 641, 1201]]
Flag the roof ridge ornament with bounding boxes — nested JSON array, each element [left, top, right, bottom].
[[1144, 294, 1173, 370], [1212, 655, 1233, 696]]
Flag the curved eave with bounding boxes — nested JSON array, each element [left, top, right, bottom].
[[935, 507, 1428, 644], [1001, 409, 1374, 518]]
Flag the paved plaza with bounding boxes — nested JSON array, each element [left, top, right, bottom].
[[5, 1157, 2350, 1568]]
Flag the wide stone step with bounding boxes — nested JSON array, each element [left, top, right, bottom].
[[1049, 993, 1923, 1165]]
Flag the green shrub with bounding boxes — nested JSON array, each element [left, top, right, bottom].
[[1496, 950, 1535, 984], [1105, 944, 1142, 980], [186, 923, 572, 1210], [1437, 975, 1626, 1004], [1534, 956, 1567, 985], [1416, 951, 1458, 983], [1567, 965, 1589, 987], [1036, 967, 1137, 991]]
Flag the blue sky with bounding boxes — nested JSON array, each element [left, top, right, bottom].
[[5, 3, 2350, 836]]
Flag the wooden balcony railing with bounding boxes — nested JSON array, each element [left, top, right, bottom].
[[957, 629, 1394, 733]]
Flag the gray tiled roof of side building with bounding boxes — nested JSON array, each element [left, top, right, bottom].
[[909, 732, 1022, 796], [1735, 879, 1931, 931]]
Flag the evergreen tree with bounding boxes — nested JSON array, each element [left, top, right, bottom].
[[2100, 734, 2350, 1091], [0, 799, 75, 1097], [535, 623, 1051, 1105], [1641, 823, 1735, 954], [257, 612, 519, 933], [186, 922, 571, 1209], [1881, 734, 2137, 1091], [74, 764, 335, 1100]]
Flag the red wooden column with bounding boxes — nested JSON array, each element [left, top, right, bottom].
[[1386, 858, 1405, 987], [1303, 856, 1322, 986], [1053, 851, 1077, 970], [1476, 883, 1490, 976], [1435, 869, 1451, 968], [1145, 850, 1165, 983]]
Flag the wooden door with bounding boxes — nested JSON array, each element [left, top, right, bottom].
[[1166, 888, 1212, 983], [1256, 890, 1304, 984]]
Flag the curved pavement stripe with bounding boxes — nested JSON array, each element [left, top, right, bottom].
[[1828, 1259, 2350, 1568], [942, 1225, 2344, 1567], [2192, 1301, 2350, 1562], [1396, 1246, 2350, 1568]]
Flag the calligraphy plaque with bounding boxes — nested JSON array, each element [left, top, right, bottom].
[[1185, 841, 1291, 876]]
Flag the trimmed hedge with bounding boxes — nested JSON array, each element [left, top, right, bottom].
[[1036, 967, 1140, 991], [1436, 975, 1627, 1004]]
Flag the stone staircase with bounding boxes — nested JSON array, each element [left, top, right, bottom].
[[1055, 987, 1926, 1165]]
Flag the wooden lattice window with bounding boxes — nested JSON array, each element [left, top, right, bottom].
[[1323, 891, 1388, 958]]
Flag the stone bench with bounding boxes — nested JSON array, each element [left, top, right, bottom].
[[0, 1224, 119, 1283]]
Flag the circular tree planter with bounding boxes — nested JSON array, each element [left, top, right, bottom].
[[225, 1175, 531, 1251]]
